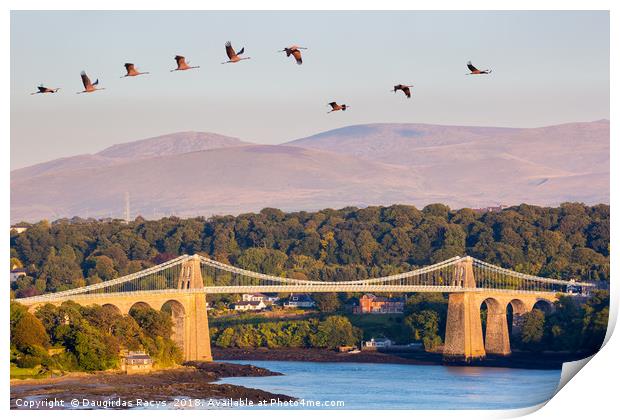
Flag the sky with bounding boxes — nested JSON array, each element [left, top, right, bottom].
[[10, 10, 609, 169]]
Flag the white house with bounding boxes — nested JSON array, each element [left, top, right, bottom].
[[242, 293, 268, 302], [10, 268, 27, 283], [241, 293, 280, 305], [10, 224, 30, 234], [363, 337, 393, 349], [233, 300, 267, 311], [282, 294, 315, 308]]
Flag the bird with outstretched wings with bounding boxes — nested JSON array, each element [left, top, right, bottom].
[[280, 46, 306, 65], [171, 55, 199, 71], [31, 85, 59, 95], [77, 71, 103, 93], [225, 41, 244, 59], [466, 61, 491, 74], [81, 71, 97, 89], [327, 102, 348, 113]]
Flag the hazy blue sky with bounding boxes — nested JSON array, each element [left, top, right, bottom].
[[11, 11, 609, 169]]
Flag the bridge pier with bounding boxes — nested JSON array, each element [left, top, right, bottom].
[[183, 292, 212, 361], [443, 292, 486, 362], [443, 258, 485, 362], [484, 300, 511, 355], [178, 256, 212, 362]]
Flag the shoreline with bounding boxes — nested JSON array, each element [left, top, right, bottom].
[[213, 347, 593, 370], [10, 362, 295, 409]]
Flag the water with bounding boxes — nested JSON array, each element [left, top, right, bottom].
[[218, 360, 561, 410]]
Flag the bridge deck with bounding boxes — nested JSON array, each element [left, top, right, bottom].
[[20, 286, 565, 305]]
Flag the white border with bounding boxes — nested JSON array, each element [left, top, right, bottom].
[[4, 2, 616, 420]]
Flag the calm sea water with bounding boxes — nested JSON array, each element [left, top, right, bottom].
[[217, 360, 562, 410]]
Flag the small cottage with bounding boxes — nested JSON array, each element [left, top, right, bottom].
[[121, 351, 153, 374], [282, 294, 315, 308], [10, 268, 27, 283], [363, 337, 393, 350], [233, 300, 267, 311]]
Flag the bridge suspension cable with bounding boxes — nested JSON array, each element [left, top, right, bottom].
[[15, 254, 596, 305]]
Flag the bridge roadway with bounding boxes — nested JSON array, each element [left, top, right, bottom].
[[25, 286, 561, 303]]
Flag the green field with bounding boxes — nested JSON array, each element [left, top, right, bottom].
[[10, 364, 48, 379]]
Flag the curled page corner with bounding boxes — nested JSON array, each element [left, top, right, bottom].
[[555, 355, 595, 395], [552, 285, 618, 399]]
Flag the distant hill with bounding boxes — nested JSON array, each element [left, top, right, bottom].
[[97, 131, 249, 160], [12, 131, 249, 181], [287, 120, 609, 206], [287, 120, 609, 173], [11, 121, 609, 222], [11, 145, 432, 222]]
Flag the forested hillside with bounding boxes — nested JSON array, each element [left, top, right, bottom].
[[10, 202, 609, 298]]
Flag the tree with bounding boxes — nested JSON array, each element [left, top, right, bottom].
[[11, 310, 50, 351], [313, 293, 341, 313], [311, 316, 358, 348], [518, 309, 545, 350], [80, 305, 122, 334], [38, 246, 84, 292], [65, 321, 119, 371], [237, 248, 287, 275], [215, 327, 236, 347], [580, 290, 609, 353], [86, 255, 118, 281], [405, 310, 442, 351], [544, 296, 583, 351], [10, 257, 23, 269], [129, 306, 173, 339]]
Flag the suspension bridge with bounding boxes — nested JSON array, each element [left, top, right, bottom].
[[15, 254, 594, 363]]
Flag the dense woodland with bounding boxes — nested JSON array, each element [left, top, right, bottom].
[[9, 203, 610, 368], [10, 203, 610, 298]]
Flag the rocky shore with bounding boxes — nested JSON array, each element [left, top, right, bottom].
[[10, 362, 294, 409], [214, 347, 591, 370], [214, 346, 443, 365]]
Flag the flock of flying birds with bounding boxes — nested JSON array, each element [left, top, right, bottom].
[[30, 41, 492, 113]]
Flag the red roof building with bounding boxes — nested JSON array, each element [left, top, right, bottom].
[[354, 294, 405, 314]]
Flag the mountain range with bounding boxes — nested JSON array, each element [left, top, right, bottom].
[[11, 120, 609, 222]]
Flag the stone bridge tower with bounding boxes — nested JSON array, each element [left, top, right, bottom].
[[177, 255, 212, 361], [443, 257, 486, 361]]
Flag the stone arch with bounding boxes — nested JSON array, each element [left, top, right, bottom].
[[480, 297, 510, 355], [128, 301, 153, 317], [507, 299, 528, 337], [533, 299, 554, 314], [480, 297, 501, 332], [161, 300, 186, 353], [101, 303, 122, 314]]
